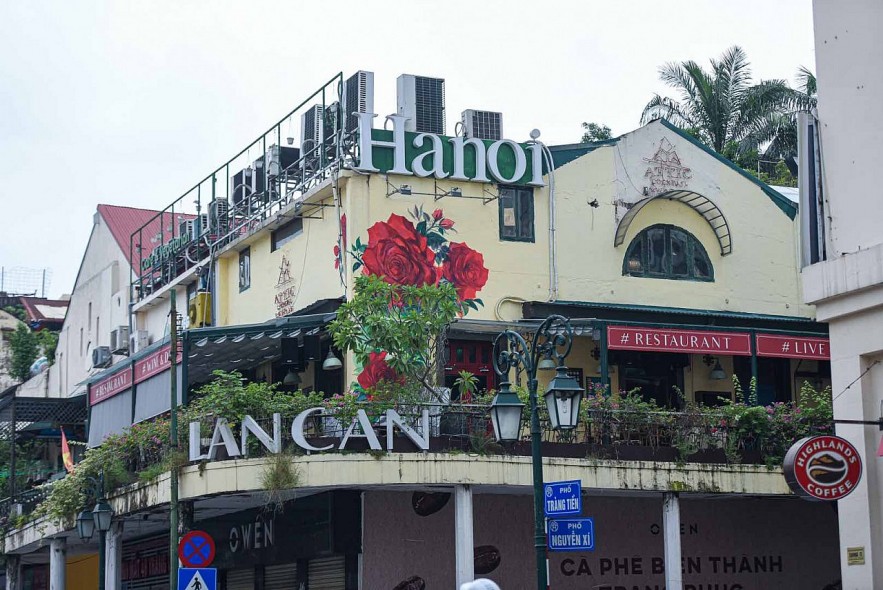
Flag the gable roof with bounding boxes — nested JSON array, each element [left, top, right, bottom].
[[97, 204, 193, 270], [19, 297, 68, 329], [548, 121, 798, 220]]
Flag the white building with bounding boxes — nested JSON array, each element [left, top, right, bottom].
[[801, 1, 883, 587]]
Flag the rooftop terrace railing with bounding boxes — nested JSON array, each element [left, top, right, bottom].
[[129, 72, 350, 302]]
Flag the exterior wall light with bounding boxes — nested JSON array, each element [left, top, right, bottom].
[[322, 349, 343, 371]]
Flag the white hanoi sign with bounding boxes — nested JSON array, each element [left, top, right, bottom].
[[189, 407, 431, 461], [353, 113, 546, 187]]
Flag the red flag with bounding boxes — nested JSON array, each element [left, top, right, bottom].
[[61, 430, 74, 473]]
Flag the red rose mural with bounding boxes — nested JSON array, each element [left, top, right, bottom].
[[361, 213, 438, 287], [442, 242, 489, 301], [346, 206, 488, 315], [357, 351, 403, 390]]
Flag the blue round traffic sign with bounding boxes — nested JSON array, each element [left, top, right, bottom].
[[178, 530, 216, 568]]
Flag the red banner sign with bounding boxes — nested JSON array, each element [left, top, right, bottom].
[[89, 368, 132, 405], [756, 334, 829, 360], [784, 435, 862, 501], [607, 326, 752, 355], [134, 344, 182, 383]]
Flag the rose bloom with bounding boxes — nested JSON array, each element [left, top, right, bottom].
[[442, 242, 489, 301], [362, 214, 438, 286], [357, 351, 404, 390]]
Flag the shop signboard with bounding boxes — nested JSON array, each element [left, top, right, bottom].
[[544, 480, 582, 517], [756, 334, 830, 360], [89, 366, 132, 405], [134, 344, 182, 383], [547, 518, 595, 552], [607, 326, 752, 356], [783, 435, 862, 501]]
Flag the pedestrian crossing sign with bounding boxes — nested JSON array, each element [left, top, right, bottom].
[[178, 568, 217, 590]]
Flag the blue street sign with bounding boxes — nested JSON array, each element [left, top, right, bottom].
[[547, 517, 595, 552], [178, 568, 217, 590], [543, 479, 582, 516]]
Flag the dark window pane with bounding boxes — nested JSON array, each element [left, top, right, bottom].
[[468, 345, 477, 363], [646, 228, 666, 274], [518, 191, 534, 240], [693, 250, 711, 278], [456, 347, 464, 362], [670, 230, 688, 276], [626, 236, 643, 275]]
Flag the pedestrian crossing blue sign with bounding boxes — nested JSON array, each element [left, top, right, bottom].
[[178, 568, 217, 590]]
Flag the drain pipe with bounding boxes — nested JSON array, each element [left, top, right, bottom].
[[538, 139, 558, 302]]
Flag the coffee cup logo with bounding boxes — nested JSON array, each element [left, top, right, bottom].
[[784, 435, 862, 501]]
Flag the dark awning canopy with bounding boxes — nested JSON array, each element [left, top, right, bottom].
[[0, 388, 87, 438], [186, 313, 336, 384]]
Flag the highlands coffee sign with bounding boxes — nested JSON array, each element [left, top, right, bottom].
[[189, 408, 430, 461], [784, 435, 862, 501], [354, 113, 545, 186]]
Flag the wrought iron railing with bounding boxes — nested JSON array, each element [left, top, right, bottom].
[[129, 72, 352, 302]]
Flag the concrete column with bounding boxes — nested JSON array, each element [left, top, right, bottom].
[[49, 538, 66, 590], [454, 485, 475, 588], [662, 492, 682, 590], [105, 520, 124, 590], [5, 555, 20, 590]]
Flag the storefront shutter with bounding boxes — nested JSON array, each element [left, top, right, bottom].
[[226, 568, 254, 590], [264, 563, 298, 590], [308, 556, 345, 590]]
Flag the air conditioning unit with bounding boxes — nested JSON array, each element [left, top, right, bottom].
[[230, 166, 257, 207], [462, 109, 503, 140], [266, 145, 301, 178], [397, 74, 446, 134], [110, 326, 130, 354], [301, 104, 336, 175], [198, 213, 210, 236], [343, 70, 375, 135], [92, 346, 112, 369], [179, 219, 196, 242], [129, 330, 150, 354], [208, 199, 229, 235], [189, 292, 213, 328]]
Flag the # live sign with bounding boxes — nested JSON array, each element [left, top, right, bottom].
[[354, 113, 544, 186], [756, 334, 830, 360], [784, 435, 862, 501]]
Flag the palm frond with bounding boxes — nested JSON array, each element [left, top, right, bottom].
[[797, 66, 817, 96]]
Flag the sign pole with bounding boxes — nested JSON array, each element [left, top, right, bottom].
[[170, 290, 179, 589]]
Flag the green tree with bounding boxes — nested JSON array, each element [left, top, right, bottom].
[[329, 275, 459, 398], [37, 330, 58, 364], [7, 324, 38, 382], [641, 46, 794, 155], [580, 122, 612, 143]]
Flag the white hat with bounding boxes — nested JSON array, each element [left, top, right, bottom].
[[459, 580, 501, 590]]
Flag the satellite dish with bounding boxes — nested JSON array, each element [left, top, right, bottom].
[[529, 129, 541, 140]]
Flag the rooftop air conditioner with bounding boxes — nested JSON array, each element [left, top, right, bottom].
[[92, 346, 112, 369], [110, 326, 129, 354], [129, 330, 149, 354], [343, 70, 375, 135], [179, 219, 196, 242], [462, 109, 503, 140], [230, 166, 257, 207], [198, 213, 210, 236], [397, 74, 445, 134], [301, 104, 336, 175], [208, 199, 229, 236]]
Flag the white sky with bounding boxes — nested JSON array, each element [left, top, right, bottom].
[[0, 0, 815, 298]]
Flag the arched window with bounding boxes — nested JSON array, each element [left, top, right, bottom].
[[623, 224, 713, 281]]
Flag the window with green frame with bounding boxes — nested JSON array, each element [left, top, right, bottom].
[[498, 186, 534, 242], [623, 224, 713, 281]]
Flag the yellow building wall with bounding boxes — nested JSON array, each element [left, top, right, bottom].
[[66, 554, 98, 590]]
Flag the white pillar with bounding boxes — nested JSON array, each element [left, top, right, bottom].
[[5, 555, 20, 590], [663, 492, 682, 590], [454, 485, 475, 587], [105, 521, 124, 590], [49, 538, 66, 590]]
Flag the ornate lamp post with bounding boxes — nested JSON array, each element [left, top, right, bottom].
[[489, 315, 583, 590], [75, 472, 114, 590]]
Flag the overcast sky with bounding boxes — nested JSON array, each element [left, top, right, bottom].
[[0, 0, 815, 298]]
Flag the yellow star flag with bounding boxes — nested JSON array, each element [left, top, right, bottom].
[[61, 430, 74, 473]]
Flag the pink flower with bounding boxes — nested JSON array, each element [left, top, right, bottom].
[[432, 209, 444, 220]]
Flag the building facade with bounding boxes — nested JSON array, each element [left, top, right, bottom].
[[4, 71, 841, 590]]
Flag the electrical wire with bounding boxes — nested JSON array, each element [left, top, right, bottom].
[[831, 359, 880, 404]]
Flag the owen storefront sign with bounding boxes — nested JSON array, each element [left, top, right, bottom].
[[354, 113, 545, 186], [189, 408, 430, 461]]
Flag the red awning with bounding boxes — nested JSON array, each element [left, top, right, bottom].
[[756, 334, 830, 360]]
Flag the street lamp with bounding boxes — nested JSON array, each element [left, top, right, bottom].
[[489, 315, 583, 590], [75, 472, 114, 590]]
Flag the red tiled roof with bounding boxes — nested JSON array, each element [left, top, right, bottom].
[[97, 204, 194, 269], [19, 297, 68, 328]]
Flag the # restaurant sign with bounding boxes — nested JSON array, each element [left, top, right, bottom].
[[607, 326, 751, 356], [783, 435, 862, 501]]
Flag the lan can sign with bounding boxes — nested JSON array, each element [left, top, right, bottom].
[[544, 480, 582, 517], [548, 518, 595, 552]]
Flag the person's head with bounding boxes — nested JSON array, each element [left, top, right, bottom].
[[459, 579, 501, 590]]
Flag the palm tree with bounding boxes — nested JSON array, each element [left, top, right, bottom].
[[641, 46, 794, 155], [746, 66, 817, 162]]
